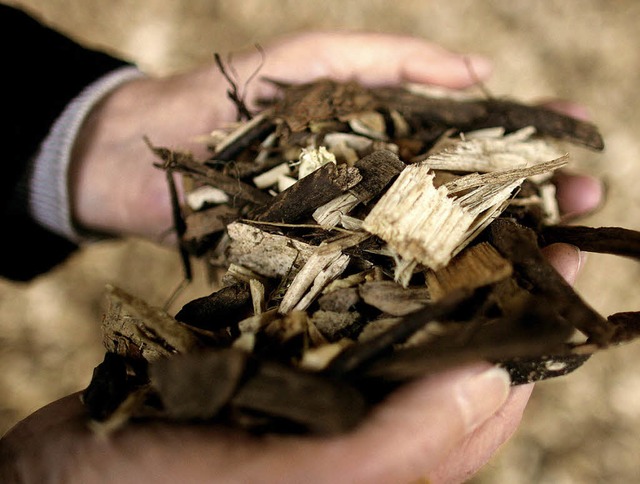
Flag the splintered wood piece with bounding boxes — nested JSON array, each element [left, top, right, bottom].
[[358, 281, 430, 316], [225, 222, 315, 278], [540, 225, 640, 260], [322, 268, 380, 293], [426, 242, 513, 300], [278, 247, 351, 314], [363, 165, 475, 273], [250, 162, 362, 223], [443, 156, 568, 193], [313, 193, 361, 228], [297, 147, 337, 179], [322, 132, 373, 161], [419, 126, 566, 173], [102, 285, 200, 361], [230, 360, 367, 434], [363, 156, 567, 274], [149, 349, 247, 420], [357, 317, 403, 342], [175, 282, 252, 331], [489, 219, 614, 346]]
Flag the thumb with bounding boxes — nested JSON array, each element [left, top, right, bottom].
[[330, 364, 512, 483]]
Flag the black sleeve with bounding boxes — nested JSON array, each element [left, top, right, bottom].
[[1, 5, 129, 281]]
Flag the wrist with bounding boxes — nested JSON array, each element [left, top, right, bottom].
[[29, 67, 144, 243]]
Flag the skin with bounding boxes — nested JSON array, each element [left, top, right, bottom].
[[0, 31, 604, 483]]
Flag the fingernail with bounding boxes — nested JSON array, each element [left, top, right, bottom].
[[456, 366, 511, 434], [564, 244, 582, 285], [578, 249, 588, 272], [542, 243, 581, 285]]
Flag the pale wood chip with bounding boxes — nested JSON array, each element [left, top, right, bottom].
[[226, 222, 315, 278]]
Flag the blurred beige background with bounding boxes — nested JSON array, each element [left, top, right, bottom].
[[2, 1, 640, 482]]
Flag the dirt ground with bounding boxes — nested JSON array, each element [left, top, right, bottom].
[[2, 1, 640, 482]]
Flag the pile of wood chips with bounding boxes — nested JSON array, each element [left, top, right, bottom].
[[83, 77, 640, 435]]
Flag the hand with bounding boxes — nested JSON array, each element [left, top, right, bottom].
[[69, 31, 492, 241], [0, 173, 602, 484]]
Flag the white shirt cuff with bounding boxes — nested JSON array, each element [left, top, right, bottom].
[[29, 66, 145, 243]]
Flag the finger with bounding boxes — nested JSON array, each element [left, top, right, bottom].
[[239, 31, 491, 102], [541, 242, 586, 285], [427, 383, 534, 483], [553, 171, 605, 218]]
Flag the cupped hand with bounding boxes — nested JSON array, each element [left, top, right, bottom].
[[1, 173, 602, 484], [69, 31, 491, 240]]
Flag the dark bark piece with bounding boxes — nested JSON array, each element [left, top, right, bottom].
[[165, 167, 192, 281], [175, 282, 252, 331], [607, 312, 640, 344], [271, 79, 375, 132], [499, 353, 592, 385], [489, 219, 614, 346], [207, 112, 275, 163], [82, 352, 132, 421], [349, 150, 406, 204], [325, 289, 478, 376], [361, 293, 576, 382], [373, 88, 604, 150], [250, 163, 362, 223], [150, 349, 247, 420], [183, 204, 239, 241], [230, 360, 367, 434], [478, 99, 604, 151], [540, 225, 640, 260], [147, 141, 272, 205]]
